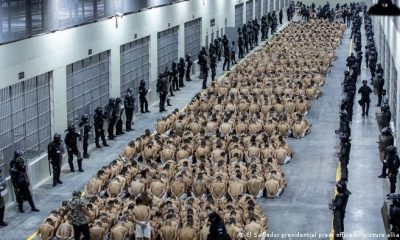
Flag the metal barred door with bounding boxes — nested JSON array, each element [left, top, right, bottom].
[[235, 3, 244, 29], [120, 36, 151, 109], [0, 72, 52, 176], [66, 51, 110, 125], [157, 26, 179, 74], [184, 18, 202, 58], [269, 0, 274, 12], [246, 0, 253, 22], [255, 0, 261, 20], [263, 0, 268, 15]]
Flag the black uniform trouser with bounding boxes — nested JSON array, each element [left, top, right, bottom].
[[333, 210, 345, 239], [340, 157, 348, 181], [390, 174, 397, 193], [361, 99, 370, 115], [67, 147, 82, 171], [179, 73, 185, 87], [239, 46, 244, 58], [82, 136, 89, 155], [94, 127, 107, 145], [223, 56, 230, 70], [108, 117, 116, 138], [159, 92, 167, 111], [116, 118, 123, 135], [231, 52, 237, 65], [15, 185, 35, 210], [169, 82, 174, 96], [51, 159, 61, 184], [211, 67, 216, 81], [0, 206, 4, 223], [244, 42, 249, 53], [172, 76, 179, 91], [186, 67, 192, 81], [261, 30, 266, 40], [73, 224, 90, 240], [254, 34, 259, 45], [202, 69, 208, 89], [125, 108, 134, 130], [140, 97, 148, 112]]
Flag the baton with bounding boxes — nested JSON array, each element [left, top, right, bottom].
[[48, 161, 52, 176]]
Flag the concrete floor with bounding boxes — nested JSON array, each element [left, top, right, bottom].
[[344, 24, 388, 238], [258, 24, 350, 239], [0, 19, 292, 240], [1, 18, 390, 240], [259, 23, 389, 239]]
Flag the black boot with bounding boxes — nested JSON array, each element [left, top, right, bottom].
[[78, 159, 84, 172], [83, 153, 90, 159], [18, 202, 24, 213], [167, 99, 172, 106], [28, 199, 39, 212], [0, 207, 7, 226], [96, 143, 102, 148], [68, 161, 75, 172], [103, 142, 110, 147]]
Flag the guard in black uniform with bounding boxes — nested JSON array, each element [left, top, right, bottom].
[[388, 194, 400, 237], [115, 97, 124, 135], [210, 52, 217, 81], [237, 29, 244, 58], [10, 150, 39, 213], [78, 114, 91, 159], [64, 124, 83, 172], [157, 73, 168, 112], [261, 16, 268, 40], [48, 133, 64, 186], [185, 54, 193, 82], [105, 98, 117, 140], [358, 80, 372, 116], [139, 80, 149, 113], [178, 57, 186, 88], [124, 88, 135, 131], [330, 181, 351, 240], [93, 107, 109, 148], [222, 35, 230, 71], [170, 61, 179, 91]]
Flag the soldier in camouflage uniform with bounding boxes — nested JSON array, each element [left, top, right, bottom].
[[66, 191, 90, 240]]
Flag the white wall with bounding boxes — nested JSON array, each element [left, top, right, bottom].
[[0, 0, 287, 202], [0, 0, 237, 139], [372, 13, 400, 146]]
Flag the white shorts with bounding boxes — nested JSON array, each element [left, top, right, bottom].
[[135, 222, 151, 238]]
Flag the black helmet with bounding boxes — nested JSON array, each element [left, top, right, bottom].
[[140, 80, 145, 85], [362, 80, 367, 85], [72, 190, 81, 197], [179, 57, 184, 62], [68, 124, 76, 132], [53, 133, 61, 140], [95, 106, 103, 113], [14, 150, 24, 159], [109, 98, 116, 104], [127, 88, 133, 93], [116, 97, 122, 103], [81, 114, 89, 121], [386, 145, 397, 154], [381, 127, 391, 135]]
